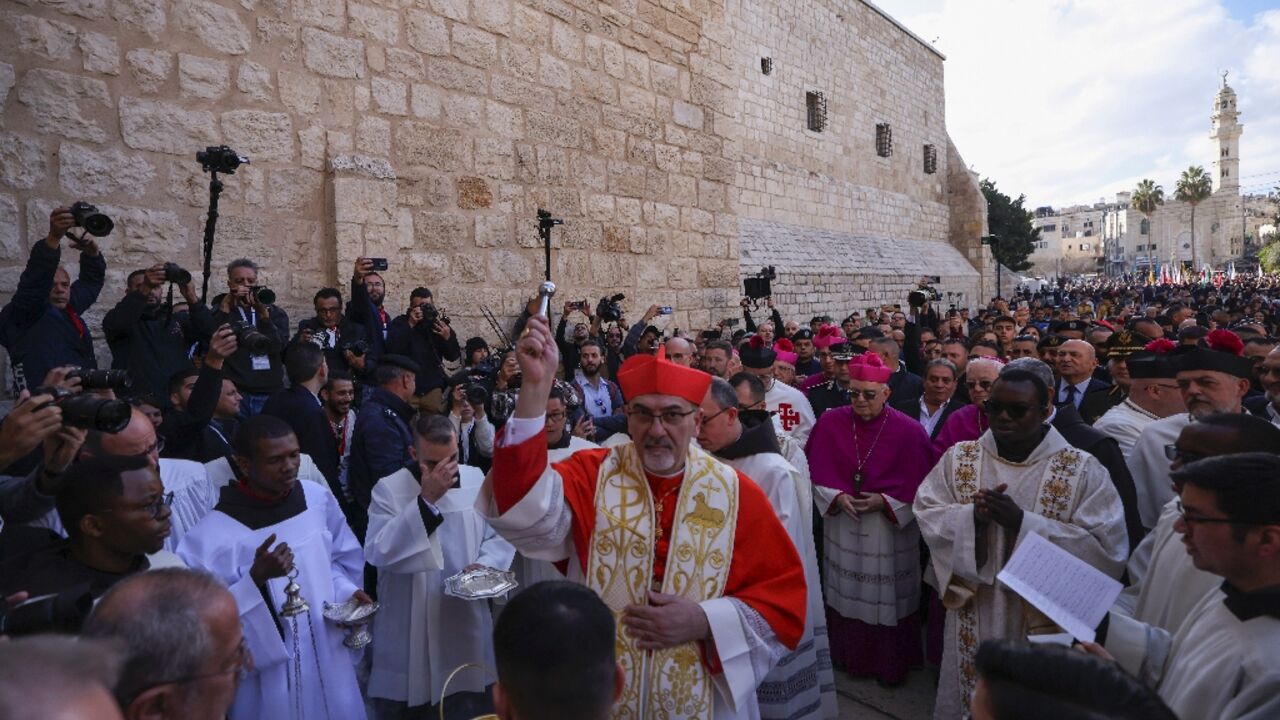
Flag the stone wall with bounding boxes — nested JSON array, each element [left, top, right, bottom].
[[0, 0, 986, 382], [726, 0, 988, 322], [1, 0, 743, 357]]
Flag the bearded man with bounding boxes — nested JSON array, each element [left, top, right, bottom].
[[478, 316, 807, 719]]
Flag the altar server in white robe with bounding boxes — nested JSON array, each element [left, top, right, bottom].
[[1091, 347, 1184, 457], [1100, 453, 1280, 720], [1114, 415, 1280, 631], [698, 377, 837, 720], [366, 414, 515, 711], [915, 370, 1128, 720], [1127, 336, 1254, 529], [178, 415, 368, 720]]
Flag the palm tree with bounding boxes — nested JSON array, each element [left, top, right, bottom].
[[1175, 165, 1213, 269], [1131, 179, 1164, 269]]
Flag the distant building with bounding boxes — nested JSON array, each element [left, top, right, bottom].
[[1032, 76, 1269, 278]]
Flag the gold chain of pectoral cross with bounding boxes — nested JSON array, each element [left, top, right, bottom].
[[653, 483, 681, 541], [850, 413, 888, 492]]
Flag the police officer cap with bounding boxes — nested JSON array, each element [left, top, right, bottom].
[[379, 354, 421, 373]]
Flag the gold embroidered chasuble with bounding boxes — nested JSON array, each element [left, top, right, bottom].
[[586, 442, 740, 720]]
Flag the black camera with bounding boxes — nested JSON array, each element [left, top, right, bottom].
[[163, 262, 192, 285], [743, 266, 776, 300], [0, 588, 94, 637], [231, 320, 272, 355], [465, 383, 490, 406], [249, 286, 275, 305], [341, 339, 370, 357], [597, 294, 626, 323], [196, 145, 249, 174], [422, 306, 450, 326], [67, 368, 132, 392], [69, 201, 114, 237], [368, 258, 389, 272], [31, 386, 132, 433]]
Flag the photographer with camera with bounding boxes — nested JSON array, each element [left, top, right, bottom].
[[209, 258, 288, 419], [349, 257, 393, 359], [556, 299, 599, 379], [619, 303, 668, 358], [288, 287, 374, 396], [102, 263, 213, 405], [0, 384, 88, 540], [0, 206, 107, 394], [740, 295, 786, 341], [385, 287, 461, 414], [448, 378, 495, 472], [158, 325, 240, 463]]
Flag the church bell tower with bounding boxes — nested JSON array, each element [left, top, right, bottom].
[[1210, 72, 1242, 192]]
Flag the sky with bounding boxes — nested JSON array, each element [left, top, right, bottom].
[[876, 0, 1280, 209]]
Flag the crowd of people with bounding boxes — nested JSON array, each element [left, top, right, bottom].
[[2, 206, 1280, 719]]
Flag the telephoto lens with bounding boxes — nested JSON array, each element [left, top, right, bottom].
[[232, 321, 272, 355], [68, 368, 133, 392], [0, 589, 94, 636], [32, 386, 132, 433], [250, 286, 276, 305]]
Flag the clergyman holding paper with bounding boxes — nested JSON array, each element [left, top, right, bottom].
[[914, 370, 1128, 720]]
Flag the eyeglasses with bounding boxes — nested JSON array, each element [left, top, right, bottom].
[[702, 406, 733, 423], [737, 402, 764, 412], [97, 491, 175, 520], [1164, 444, 1206, 465], [151, 638, 255, 687], [849, 390, 881, 401], [1174, 499, 1262, 527], [626, 406, 698, 427], [984, 401, 1038, 419], [546, 410, 567, 422], [966, 380, 994, 391]]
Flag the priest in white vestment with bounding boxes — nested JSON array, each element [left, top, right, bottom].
[[478, 319, 808, 720], [1092, 347, 1185, 457], [1101, 453, 1280, 720], [1113, 415, 1280, 631], [915, 370, 1128, 720], [366, 414, 515, 712], [1127, 337, 1254, 529], [178, 416, 367, 720], [699, 377, 837, 720]]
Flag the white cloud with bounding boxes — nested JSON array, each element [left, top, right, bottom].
[[877, 0, 1280, 207]]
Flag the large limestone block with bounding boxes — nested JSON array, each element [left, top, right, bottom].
[[79, 32, 121, 76], [221, 111, 294, 162], [13, 13, 79, 61], [0, 133, 48, 190], [0, 194, 20, 262], [112, 0, 166, 37], [395, 123, 470, 171], [333, 177, 397, 226], [179, 55, 231, 100], [126, 49, 173, 93], [303, 28, 366, 79], [58, 143, 155, 198], [119, 98, 218, 155], [173, 0, 251, 55], [16, 69, 111, 143]]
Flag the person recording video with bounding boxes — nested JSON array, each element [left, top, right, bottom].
[[209, 258, 289, 418]]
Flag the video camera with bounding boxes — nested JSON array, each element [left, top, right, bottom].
[[743, 266, 776, 301], [422, 306, 450, 326], [909, 275, 942, 307], [597, 294, 626, 323], [340, 339, 370, 357], [196, 145, 249, 174], [31, 386, 131, 433], [163, 262, 192, 285]]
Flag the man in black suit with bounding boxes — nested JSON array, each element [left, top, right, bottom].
[[1055, 339, 1117, 424], [870, 336, 923, 403], [891, 358, 966, 441], [261, 343, 360, 527], [1004, 358, 1145, 550], [1244, 346, 1280, 426]]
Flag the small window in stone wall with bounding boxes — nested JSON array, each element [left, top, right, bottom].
[[923, 143, 937, 173], [806, 91, 827, 132], [761, 57, 773, 75], [876, 123, 892, 157]]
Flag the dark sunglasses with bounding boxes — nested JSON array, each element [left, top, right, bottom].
[[1164, 444, 1207, 465], [983, 400, 1039, 420]]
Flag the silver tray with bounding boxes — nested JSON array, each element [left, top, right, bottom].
[[444, 568, 518, 600], [322, 598, 380, 624]]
